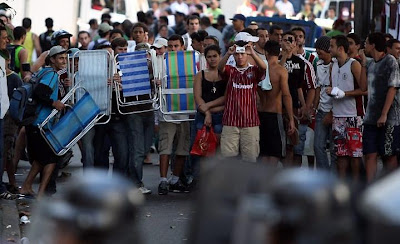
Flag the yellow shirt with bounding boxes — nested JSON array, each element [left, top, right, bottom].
[[24, 31, 34, 63]]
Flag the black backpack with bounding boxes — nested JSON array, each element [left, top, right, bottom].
[[9, 69, 55, 126], [6, 44, 22, 73]]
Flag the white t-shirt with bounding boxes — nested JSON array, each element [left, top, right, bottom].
[[170, 1, 189, 15], [316, 60, 333, 112], [275, 0, 295, 17]]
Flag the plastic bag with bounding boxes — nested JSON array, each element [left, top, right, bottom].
[[190, 126, 217, 157]]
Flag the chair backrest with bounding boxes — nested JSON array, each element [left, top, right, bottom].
[[75, 50, 112, 116], [163, 51, 197, 113], [118, 51, 151, 97]]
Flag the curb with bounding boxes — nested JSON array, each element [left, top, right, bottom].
[[1, 199, 21, 244]]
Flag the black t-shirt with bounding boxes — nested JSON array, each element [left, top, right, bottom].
[[201, 70, 226, 103], [39, 30, 54, 52], [7, 72, 23, 99], [282, 55, 305, 108]]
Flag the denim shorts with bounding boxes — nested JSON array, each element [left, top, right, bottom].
[[195, 112, 223, 134]]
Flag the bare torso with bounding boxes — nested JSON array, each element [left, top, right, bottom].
[[257, 62, 285, 113]]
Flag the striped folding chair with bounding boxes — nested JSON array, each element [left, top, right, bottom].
[[114, 50, 158, 114], [159, 51, 197, 122], [38, 50, 113, 155]]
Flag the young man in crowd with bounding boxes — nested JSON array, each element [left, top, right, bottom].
[[268, 25, 283, 45], [327, 35, 365, 180], [39, 18, 54, 52], [78, 31, 91, 50], [279, 31, 307, 167], [258, 40, 295, 165], [313, 36, 335, 170], [360, 32, 400, 182], [386, 38, 400, 61], [88, 22, 112, 50], [291, 27, 317, 168], [158, 35, 191, 195], [183, 15, 200, 51], [218, 39, 267, 162], [254, 27, 269, 60], [19, 46, 67, 197]]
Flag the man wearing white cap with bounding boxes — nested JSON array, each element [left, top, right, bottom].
[[226, 32, 259, 67], [88, 23, 113, 50], [151, 38, 168, 56]]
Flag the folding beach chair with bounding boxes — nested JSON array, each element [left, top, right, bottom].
[[75, 50, 113, 123], [114, 50, 158, 114], [38, 50, 113, 155], [159, 51, 197, 122]]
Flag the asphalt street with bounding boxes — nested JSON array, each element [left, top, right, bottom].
[[10, 145, 194, 244]]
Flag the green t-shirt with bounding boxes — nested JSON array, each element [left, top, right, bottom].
[[326, 29, 344, 37], [206, 8, 223, 24]]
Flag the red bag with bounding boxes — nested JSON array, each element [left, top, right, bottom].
[[190, 126, 217, 157]]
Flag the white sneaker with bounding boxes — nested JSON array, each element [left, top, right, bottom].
[[139, 186, 152, 194]]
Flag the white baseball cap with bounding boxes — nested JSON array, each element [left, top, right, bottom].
[[234, 32, 259, 43], [151, 38, 168, 48]]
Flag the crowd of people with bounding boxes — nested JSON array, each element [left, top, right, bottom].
[[0, 0, 398, 201]]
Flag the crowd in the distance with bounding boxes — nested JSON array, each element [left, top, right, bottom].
[[0, 0, 398, 200]]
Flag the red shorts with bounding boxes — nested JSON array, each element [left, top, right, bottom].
[[332, 116, 363, 157]]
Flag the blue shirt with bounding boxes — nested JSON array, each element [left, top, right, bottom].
[[33, 67, 58, 126]]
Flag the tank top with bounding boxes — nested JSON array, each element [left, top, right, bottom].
[[24, 31, 34, 63], [201, 70, 226, 103], [331, 58, 357, 117]]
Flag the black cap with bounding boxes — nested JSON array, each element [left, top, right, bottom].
[[230, 14, 246, 22]]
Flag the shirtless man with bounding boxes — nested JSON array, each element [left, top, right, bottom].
[[258, 40, 295, 165]]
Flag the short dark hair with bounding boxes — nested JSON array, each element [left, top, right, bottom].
[[204, 44, 221, 56], [242, 28, 257, 36], [384, 33, 394, 40], [112, 22, 121, 29], [264, 40, 280, 56], [204, 35, 219, 46], [89, 18, 97, 26], [190, 30, 208, 42], [200, 16, 211, 27], [367, 32, 386, 52], [110, 28, 124, 38], [283, 31, 294, 38], [186, 15, 200, 25], [101, 13, 112, 21], [22, 18, 31, 29], [168, 34, 184, 46], [111, 37, 128, 50], [269, 25, 282, 35], [13, 26, 26, 40], [256, 27, 267, 33], [78, 30, 90, 38], [131, 22, 148, 34], [386, 38, 400, 49], [45, 18, 53, 28], [291, 27, 305, 36], [159, 16, 169, 25], [346, 33, 361, 45], [332, 35, 349, 53]]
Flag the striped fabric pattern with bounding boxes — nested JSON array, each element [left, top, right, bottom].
[[165, 51, 197, 112], [118, 51, 151, 97], [45, 92, 100, 153], [77, 50, 110, 114]]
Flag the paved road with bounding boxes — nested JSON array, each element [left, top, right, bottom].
[[10, 145, 194, 244]]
